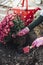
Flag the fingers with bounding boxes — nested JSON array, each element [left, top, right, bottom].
[[32, 37, 43, 47], [17, 27, 29, 36]]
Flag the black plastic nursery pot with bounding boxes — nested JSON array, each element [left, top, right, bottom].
[[5, 30, 37, 49], [9, 35, 27, 48]]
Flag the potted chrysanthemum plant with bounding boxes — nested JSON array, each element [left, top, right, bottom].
[[0, 13, 27, 47]]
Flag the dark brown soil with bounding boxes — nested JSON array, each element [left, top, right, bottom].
[[0, 23, 43, 65]]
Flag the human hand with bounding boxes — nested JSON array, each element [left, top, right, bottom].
[[17, 27, 30, 36], [32, 37, 43, 47]]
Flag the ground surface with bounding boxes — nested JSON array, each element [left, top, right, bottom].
[[0, 23, 43, 65]]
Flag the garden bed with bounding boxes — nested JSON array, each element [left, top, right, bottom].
[[0, 23, 43, 65]]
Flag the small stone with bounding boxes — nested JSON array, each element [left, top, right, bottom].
[[2, 54, 6, 57], [35, 63, 39, 65], [16, 63, 20, 65], [6, 64, 8, 65], [8, 55, 11, 57]]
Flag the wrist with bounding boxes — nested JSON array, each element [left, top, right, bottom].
[[25, 27, 30, 32]]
